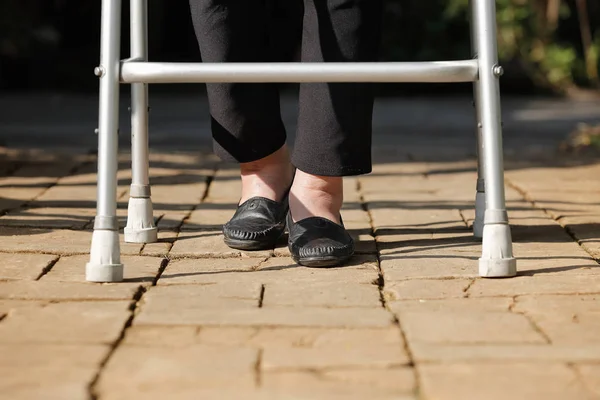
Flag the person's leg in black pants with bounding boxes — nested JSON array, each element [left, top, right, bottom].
[[189, 0, 301, 205], [290, 0, 381, 229], [189, 0, 382, 265]]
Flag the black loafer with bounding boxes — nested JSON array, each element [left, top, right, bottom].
[[287, 213, 354, 267], [223, 196, 288, 250]]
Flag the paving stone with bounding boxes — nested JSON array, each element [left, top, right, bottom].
[[527, 312, 600, 344], [513, 294, 600, 314], [370, 209, 466, 234], [468, 275, 600, 297], [155, 210, 189, 230], [0, 227, 142, 255], [141, 230, 179, 257], [0, 227, 91, 254], [410, 343, 600, 363], [0, 300, 46, 315], [157, 257, 264, 285], [261, 370, 415, 400], [319, 368, 415, 394], [340, 208, 372, 224], [384, 279, 472, 301], [35, 182, 115, 205], [142, 283, 262, 312], [0, 207, 95, 229], [513, 295, 600, 344], [263, 342, 409, 370], [151, 186, 204, 212], [257, 255, 380, 284], [0, 343, 108, 400], [273, 244, 292, 257], [346, 224, 377, 254], [96, 345, 257, 399], [0, 281, 141, 301], [388, 297, 513, 312], [123, 326, 199, 347], [198, 326, 404, 348], [0, 301, 130, 344], [159, 255, 380, 286], [181, 201, 235, 231], [0, 253, 58, 280], [399, 311, 545, 344], [377, 230, 479, 256], [576, 365, 600, 397], [206, 167, 241, 201], [419, 362, 591, 400], [516, 256, 600, 276], [169, 230, 271, 258], [262, 281, 381, 308], [136, 305, 394, 328], [43, 255, 164, 284], [380, 254, 478, 281]]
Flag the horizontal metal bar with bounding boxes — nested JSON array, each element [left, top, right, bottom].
[[120, 60, 479, 84]]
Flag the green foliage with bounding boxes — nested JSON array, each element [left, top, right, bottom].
[[382, 0, 599, 92]]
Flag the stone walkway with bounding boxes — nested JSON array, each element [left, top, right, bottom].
[[0, 145, 599, 400]]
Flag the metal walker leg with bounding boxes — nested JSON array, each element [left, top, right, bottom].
[[469, 0, 485, 239], [124, 0, 158, 244], [473, 0, 517, 277], [86, 0, 124, 282]]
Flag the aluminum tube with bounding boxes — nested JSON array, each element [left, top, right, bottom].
[[473, 0, 506, 211], [130, 0, 150, 187], [469, 0, 485, 182], [97, 0, 122, 218], [120, 60, 479, 84]]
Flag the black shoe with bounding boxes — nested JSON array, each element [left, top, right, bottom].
[[223, 196, 288, 251], [287, 213, 354, 267]]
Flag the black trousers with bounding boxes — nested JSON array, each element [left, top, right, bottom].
[[189, 0, 382, 176]]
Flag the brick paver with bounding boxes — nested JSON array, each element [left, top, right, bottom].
[[0, 144, 599, 399]]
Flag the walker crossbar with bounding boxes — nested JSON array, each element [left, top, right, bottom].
[[86, 0, 517, 282], [119, 60, 480, 84]]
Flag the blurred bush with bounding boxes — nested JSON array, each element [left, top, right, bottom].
[[0, 0, 598, 93], [382, 0, 599, 93]]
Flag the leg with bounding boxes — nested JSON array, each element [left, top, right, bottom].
[[291, 0, 382, 223], [472, 0, 517, 277], [189, 0, 290, 165], [125, 0, 158, 244], [86, 0, 124, 282], [189, 0, 298, 251], [287, 0, 382, 266], [293, 0, 382, 177], [469, 0, 485, 239]]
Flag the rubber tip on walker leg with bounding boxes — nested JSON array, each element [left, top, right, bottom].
[[124, 226, 158, 243], [124, 197, 158, 243], [479, 257, 517, 278], [87, 229, 124, 282], [86, 262, 124, 282]]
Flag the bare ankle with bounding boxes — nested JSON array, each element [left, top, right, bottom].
[[289, 170, 344, 223], [239, 145, 293, 203]]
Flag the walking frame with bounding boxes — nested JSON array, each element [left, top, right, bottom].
[[86, 0, 517, 282]]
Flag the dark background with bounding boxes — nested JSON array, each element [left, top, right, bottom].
[[0, 0, 598, 95]]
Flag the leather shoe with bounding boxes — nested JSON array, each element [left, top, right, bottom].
[[223, 196, 288, 250], [287, 213, 354, 267]]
